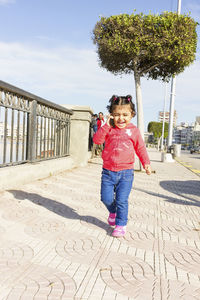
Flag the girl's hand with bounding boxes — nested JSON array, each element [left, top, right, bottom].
[[106, 114, 114, 127], [145, 164, 151, 175]]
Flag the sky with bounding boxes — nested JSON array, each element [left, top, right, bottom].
[[0, 0, 199, 130]]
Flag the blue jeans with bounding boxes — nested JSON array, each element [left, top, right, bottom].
[[101, 168, 134, 226]]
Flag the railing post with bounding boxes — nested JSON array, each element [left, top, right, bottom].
[[27, 100, 37, 162], [62, 105, 92, 166]]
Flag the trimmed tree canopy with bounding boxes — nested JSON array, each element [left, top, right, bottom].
[[148, 121, 169, 139], [92, 11, 198, 81]]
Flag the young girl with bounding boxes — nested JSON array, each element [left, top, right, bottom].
[[93, 95, 151, 237]]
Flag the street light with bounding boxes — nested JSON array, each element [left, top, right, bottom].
[[161, 83, 167, 151], [167, 0, 182, 148]]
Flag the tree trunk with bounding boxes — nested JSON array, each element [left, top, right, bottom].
[[134, 71, 144, 140], [134, 70, 145, 171]]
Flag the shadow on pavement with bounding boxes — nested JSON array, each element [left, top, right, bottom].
[[8, 190, 111, 233], [160, 180, 200, 206], [134, 180, 200, 207]]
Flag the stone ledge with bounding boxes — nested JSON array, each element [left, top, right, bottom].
[[0, 156, 75, 191]]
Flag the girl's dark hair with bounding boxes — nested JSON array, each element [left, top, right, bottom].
[[107, 95, 136, 116]]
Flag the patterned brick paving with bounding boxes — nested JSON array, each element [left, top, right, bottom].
[[0, 149, 199, 299]]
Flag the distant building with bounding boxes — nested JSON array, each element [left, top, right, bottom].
[[196, 116, 200, 124], [173, 123, 193, 145], [173, 118, 200, 145], [0, 122, 24, 139], [158, 110, 177, 126], [192, 120, 200, 145]]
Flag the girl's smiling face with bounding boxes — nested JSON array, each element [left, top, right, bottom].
[[112, 105, 134, 129]]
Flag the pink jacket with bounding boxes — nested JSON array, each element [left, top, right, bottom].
[[93, 123, 150, 171]]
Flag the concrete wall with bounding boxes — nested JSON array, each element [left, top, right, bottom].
[[0, 156, 75, 190], [0, 105, 93, 190]]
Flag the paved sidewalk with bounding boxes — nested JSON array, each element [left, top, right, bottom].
[[0, 149, 199, 300]]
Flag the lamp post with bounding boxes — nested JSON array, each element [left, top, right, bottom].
[[167, 0, 181, 148], [161, 83, 167, 151]]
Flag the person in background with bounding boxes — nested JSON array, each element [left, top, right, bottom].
[[91, 114, 98, 158], [91, 114, 98, 133], [96, 112, 106, 154], [97, 112, 105, 130]]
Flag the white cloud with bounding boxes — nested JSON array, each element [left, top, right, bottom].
[[0, 0, 15, 5], [0, 41, 134, 101], [0, 41, 199, 129]]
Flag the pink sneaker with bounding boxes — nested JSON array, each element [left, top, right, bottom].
[[112, 225, 126, 237], [108, 213, 116, 226]]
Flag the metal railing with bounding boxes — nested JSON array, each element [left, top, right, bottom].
[[0, 81, 73, 167]]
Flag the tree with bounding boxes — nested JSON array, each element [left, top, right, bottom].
[[92, 11, 198, 139], [148, 121, 169, 139], [148, 121, 169, 149]]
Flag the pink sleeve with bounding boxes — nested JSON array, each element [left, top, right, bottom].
[[93, 123, 111, 144], [133, 129, 150, 168]]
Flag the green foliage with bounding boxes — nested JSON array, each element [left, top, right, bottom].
[[148, 121, 169, 138], [92, 11, 198, 81]]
